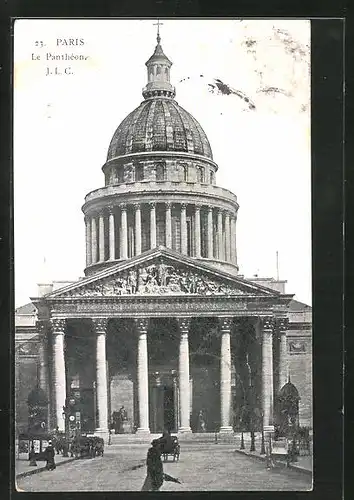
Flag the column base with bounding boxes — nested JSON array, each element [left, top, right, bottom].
[[219, 426, 233, 434], [94, 428, 109, 442], [136, 428, 151, 436], [178, 427, 192, 434]]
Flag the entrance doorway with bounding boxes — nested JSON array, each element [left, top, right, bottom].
[[163, 386, 175, 432], [150, 383, 177, 433]]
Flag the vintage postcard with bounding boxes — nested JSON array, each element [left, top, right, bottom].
[[14, 18, 312, 491]]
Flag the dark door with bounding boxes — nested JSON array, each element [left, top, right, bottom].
[[163, 386, 175, 432]]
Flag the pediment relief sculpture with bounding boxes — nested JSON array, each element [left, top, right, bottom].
[[65, 261, 251, 298]]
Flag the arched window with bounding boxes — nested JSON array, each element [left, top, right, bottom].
[[179, 164, 188, 182], [210, 170, 215, 184], [156, 162, 166, 181], [197, 166, 205, 183], [196, 166, 202, 183]]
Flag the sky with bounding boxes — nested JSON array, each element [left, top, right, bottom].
[[13, 19, 311, 307]]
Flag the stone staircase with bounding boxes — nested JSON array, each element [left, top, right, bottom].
[[108, 431, 262, 446]]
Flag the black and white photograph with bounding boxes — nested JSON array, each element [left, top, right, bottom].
[[14, 18, 312, 491]]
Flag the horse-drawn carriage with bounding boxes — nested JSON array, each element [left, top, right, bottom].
[[159, 435, 180, 462]]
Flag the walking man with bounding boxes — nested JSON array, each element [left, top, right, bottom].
[[141, 440, 164, 491]]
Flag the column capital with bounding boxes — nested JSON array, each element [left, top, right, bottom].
[[135, 318, 149, 333], [50, 318, 66, 334], [92, 318, 108, 334], [260, 316, 275, 333], [149, 202, 156, 209], [220, 317, 233, 332], [181, 203, 187, 210], [165, 201, 172, 209], [195, 203, 201, 211], [84, 214, 90, 224], [107, 205, 115, 215], [133, 203, 141, 211], [120, 203, 127, 211], [207, 206, 213, 213], [276, 317, 289, 332], [176, 317, 190, 333]]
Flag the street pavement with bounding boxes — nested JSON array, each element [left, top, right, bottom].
[[16, 443, 312, 492]]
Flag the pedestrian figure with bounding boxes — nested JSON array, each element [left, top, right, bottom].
[[28, 445, 37, 466], [141, 440, 164, 491], [197, 409, 206, 432], [45, 440, 56, 470]]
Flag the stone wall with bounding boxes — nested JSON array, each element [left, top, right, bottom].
[[288, 330, 312, 427]]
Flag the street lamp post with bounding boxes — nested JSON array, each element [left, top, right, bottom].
[[62, 407, 69, 457]]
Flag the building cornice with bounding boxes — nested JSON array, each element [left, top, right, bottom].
[[103, 150, 218, 170]]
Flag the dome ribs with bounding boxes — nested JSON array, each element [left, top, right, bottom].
[[144, 100, 157, 152], [168, 101, 187, 152], [174, 105, 195, 155], [161, 100, 175, 151], [131, 103, 150, 153], [106, 98, 213, 161], [107, 109, 135, 159], [152, 100, 167, 151], [126, 104, 149, 154]]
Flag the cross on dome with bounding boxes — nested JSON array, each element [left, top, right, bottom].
[[153, 19, 163, 44]]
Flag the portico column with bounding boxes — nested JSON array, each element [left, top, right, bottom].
[[51, 319, 67, 432], [99, 211, 105, 262], [108, 207, 115, 260], [91, 214, 98, 264], [165, 202, 172, 248], [217, 209, 223, 260], [85, 216, 92, 266], [135, 319, 150, 434], [93, 318, 109, 435], [207, 207, 213, 258], [194, 205, 201, 258], [177, 318, 192, 433], [37, 321, 48, 392], [278, 318, 289, 390], [231, 215, 237, 265], [225, 211, 231, 262], [181, 203, 187, 254], [261, 317, 275, 428], [134, 204, 142, 256], [121, 204, 128, 259], [150, 202, 157, 249], [220, 317, 233, 433]]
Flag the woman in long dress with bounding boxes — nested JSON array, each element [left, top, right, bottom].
[[141, 440, 164, 491]]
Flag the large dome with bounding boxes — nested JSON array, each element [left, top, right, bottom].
[[107, 98, 213, 161]]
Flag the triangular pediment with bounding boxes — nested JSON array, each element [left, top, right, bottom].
[[46, 248, 282, 299]]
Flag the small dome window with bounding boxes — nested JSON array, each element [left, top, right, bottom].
[[197, 166, 205, 183], [156, 162, 166, 181], [210, 170, 215, 184]]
